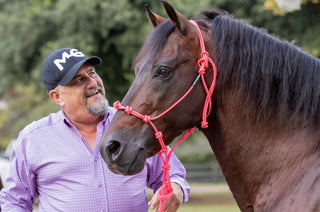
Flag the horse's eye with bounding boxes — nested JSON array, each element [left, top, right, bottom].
[[155, 67, 172, 78]]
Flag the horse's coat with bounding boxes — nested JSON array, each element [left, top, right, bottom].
[[100, 1, 320, 211]]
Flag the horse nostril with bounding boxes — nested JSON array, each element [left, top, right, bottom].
[[108, 140, 121, 155]]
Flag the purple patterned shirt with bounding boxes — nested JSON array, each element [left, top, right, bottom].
[[0, 107, 190, 212]]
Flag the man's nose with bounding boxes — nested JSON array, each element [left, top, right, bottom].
[[87, 75, 98, 87]]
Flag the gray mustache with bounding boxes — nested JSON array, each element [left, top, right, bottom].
[[85, 86, 103, 97]]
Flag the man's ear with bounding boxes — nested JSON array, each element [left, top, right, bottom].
[[49, 89, 64, 107]]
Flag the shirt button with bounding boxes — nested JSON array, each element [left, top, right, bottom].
[[98, 183, 102, 188]]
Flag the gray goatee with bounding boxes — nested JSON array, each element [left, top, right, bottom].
[[85, 86, 109, 116]]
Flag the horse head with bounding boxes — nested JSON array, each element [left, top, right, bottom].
[[100, 1, 215, 175]]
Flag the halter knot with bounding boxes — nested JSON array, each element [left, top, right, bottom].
[[197, 51, 209, 69], [201, 121, 209, 128], [201, 51, 209, 58], [161, 164, 171, 172], [113, 101, 121, 110], [124, 106, 133, 114], [197, 58, 208, 69], [155, 131, 163, 139], [143, 115, 151, 123], [198, 67, 206, 75], [159, 145, 168, 154]]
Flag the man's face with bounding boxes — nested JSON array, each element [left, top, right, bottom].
[[56, 63, 109, 118]]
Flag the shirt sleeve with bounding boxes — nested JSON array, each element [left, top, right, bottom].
[[0, 133, 36, 211], [146, 147, 190, 203]]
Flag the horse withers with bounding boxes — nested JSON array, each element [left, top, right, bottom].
[[100, 1, 320, 211]]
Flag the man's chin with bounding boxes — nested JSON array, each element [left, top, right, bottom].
[[87, 99, 109, 116]]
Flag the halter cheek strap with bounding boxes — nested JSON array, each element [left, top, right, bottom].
[[113, 20, 217, 212], [190, 20, 217, 128]]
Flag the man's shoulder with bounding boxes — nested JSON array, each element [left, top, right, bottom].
[[21, 110, 63, 135]]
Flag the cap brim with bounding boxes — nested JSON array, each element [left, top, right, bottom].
[[59, 56, 102, 85]]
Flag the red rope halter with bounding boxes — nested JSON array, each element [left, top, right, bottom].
[[113, 20, 217, 211]]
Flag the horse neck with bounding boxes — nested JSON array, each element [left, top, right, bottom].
[[200, 89, 320, 210]]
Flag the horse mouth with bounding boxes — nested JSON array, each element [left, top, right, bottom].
[[107, 150, 146, 176], [127, 149, 146, 175]]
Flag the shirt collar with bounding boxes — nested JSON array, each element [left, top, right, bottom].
[[60, 110, 110, 128]]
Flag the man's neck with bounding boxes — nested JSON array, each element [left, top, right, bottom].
[[65, 112, 104, 150]]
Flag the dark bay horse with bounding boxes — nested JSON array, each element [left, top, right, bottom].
[[100, 1, 320, 211]]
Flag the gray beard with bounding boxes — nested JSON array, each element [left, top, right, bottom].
[[86, 96, 109, 116]]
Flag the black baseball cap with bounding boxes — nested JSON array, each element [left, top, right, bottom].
[[41, 48, 102, 91]]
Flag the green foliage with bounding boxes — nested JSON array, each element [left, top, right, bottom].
[[0, 81, 57, 149], [261, 1, 320, 57], [170, 130, 216, 163]]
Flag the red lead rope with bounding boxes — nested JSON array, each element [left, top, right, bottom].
[[113, 20, 217, 211]]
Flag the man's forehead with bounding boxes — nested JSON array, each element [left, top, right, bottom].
[[74, 63, 95, 76]]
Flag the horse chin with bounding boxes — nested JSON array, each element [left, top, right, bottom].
[[109, 158, 146, 176], [104, 150, 147, 175], [126, 150, 147, 175]]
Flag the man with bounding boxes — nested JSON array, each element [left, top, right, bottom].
[[0, 48, 190, 211]]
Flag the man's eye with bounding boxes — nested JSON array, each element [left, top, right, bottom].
[[89, 71, 97, 77], [73, 77, 83, 85]]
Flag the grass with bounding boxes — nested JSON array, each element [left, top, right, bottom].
[[178, 203, 239, 212]]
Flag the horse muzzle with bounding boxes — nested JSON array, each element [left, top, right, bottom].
[[99, 130, 149, 175]]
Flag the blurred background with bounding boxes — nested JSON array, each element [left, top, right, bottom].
[[0, 0, 319, 211]]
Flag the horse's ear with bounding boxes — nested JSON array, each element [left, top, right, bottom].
[[145, 4, 166, 28], [161, 0, 191, 36]]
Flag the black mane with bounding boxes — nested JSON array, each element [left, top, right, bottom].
[[205, 11, 320, 127]]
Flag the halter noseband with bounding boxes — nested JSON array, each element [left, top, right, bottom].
[[113, 20, 217, 211]]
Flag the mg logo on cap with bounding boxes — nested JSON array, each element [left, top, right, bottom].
[[54, 49, 85, 71]]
